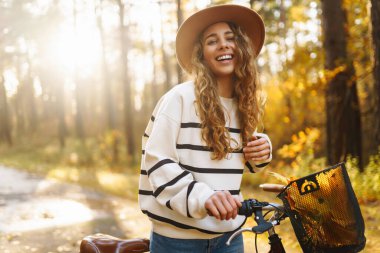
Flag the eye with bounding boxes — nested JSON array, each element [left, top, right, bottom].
[[206, 39, 217, 45], [227, 36, 235, 41]]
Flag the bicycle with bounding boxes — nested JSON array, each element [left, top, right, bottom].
[[79, 183, 288, 253], [79, 163, 366, 253]]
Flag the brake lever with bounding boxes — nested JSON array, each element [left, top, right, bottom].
[[252, 208, 273, 234]]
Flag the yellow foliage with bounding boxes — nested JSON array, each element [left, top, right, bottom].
[[319, 65, 347, 86], [290, 6, 308, 23], [291, 134, 298, 143], [278, 128, 320, 160]]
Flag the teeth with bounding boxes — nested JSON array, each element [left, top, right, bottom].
[[216, 55, 232, 61]]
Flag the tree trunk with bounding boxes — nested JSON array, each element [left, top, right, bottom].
[[73, 0, 85, 140], [97, 0, 115, 131], [159, 3, 172, 91], [176, 0, 183, 84], [149, 25, 159, 107], [97, 0, 119, 163], [55, 78, 66, 148], [321, 0, 363, 170], [0, 75, 12, 145], [15, 58, 25, 135], [23, 68, 37, 133], [116, 0, 135, 162], [371, 0, 380, 151]]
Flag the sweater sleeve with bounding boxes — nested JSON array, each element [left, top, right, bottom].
[[245, 132, 273, 173], [144, 93, 215, 219]]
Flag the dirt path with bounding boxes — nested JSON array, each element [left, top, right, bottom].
[[0, 165, 151, 253]]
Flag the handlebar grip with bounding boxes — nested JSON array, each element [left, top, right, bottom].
[[238, 199, 256, 216], [259, 184, 285, 193], [208, 199, 273, 218]]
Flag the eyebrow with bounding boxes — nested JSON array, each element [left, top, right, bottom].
[[203, 30, 234, 41]]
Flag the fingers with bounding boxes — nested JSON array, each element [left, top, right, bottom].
[[244, 148, 270, 161], [243, 137, 270, 161], [247, 137, 268, 148], [205, 191, 240, 220], [224, 192, 238, 219]]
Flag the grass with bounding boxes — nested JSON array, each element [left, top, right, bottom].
[[0, 137, 140, 200]]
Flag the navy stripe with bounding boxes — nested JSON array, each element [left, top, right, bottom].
[[166, 200, 172, 210], [177, 144, 211, 151], [139, 188, 240, 196], [256, 162, 269, 168], [141, 210, 222, 234], [141, 170, 148, 175], [147, 159, 176, 176], [177, 144, 243, 153], [245, 161, 255, 173], [180, 122, 241, 133], [139, 190, 153, 195], [180, 163, 243, 174], [181, 122, 201, 128], [153, 171, 190, 197], [141, 210, 247, 235], [186, 181, 197, 218], [228, 190, 240, 195], [227, 127, 241, 133]]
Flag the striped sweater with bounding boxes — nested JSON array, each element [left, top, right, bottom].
[[139, 81, 272, 239]]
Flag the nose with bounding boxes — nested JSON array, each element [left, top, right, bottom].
[[219, 38, 229, 49]]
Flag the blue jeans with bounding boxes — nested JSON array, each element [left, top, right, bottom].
[[150, 231, 244, 253]]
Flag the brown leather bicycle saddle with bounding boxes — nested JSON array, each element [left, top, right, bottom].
[[80, 233, 150, 253]]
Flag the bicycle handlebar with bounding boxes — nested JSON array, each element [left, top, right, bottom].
[[238, 199, 284, 217], [226, 199, 286, 246]]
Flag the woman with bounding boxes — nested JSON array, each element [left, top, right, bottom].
[[139, 4, 272, 253]]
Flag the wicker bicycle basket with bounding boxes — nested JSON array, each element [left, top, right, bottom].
[[277, 163, 366, 253]]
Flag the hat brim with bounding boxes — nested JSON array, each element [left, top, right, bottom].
[[176, 4, 265, 73]]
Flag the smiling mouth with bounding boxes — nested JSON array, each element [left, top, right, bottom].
[[216, 54, 233, 61]]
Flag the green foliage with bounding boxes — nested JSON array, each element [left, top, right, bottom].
[[97, 130, 124, 167], [345, 151, 380, 202]]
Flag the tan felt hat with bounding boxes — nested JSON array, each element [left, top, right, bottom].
[[176, 4, 265, 73]]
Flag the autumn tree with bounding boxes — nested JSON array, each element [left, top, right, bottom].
[[321, 0, 363, 170], [115, 0, 136, 162], [0, 75, 12, 145], [176, 0, 184, 84], [96, 0, 119, 163], [371, 0, 380, 150]]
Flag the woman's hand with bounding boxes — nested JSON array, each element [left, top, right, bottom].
[[205, 191, 242, 220], [243, 136, 271, 162]]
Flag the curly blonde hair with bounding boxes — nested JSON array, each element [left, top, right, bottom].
[[191, 22, 264, 160]]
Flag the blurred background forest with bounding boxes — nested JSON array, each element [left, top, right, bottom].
[[0, 0, 380, 251], [0, 0, 380, 201]]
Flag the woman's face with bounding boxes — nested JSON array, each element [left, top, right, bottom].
[[201, 22, 236, 79]]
